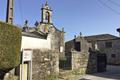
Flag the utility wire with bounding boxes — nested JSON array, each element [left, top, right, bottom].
[[108, 0, 120, 7], [97, 0, 120, 15]]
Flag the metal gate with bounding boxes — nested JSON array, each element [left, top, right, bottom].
[[97, 54, 107, 72]]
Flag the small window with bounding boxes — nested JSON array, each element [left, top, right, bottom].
[[111, 54, 116, 58], [75, 42, 81, 51], [105, 42, 112, 48]]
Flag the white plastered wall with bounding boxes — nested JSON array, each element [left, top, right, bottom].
[[21, 35, 51, 50]]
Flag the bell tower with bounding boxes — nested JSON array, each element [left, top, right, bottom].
[[41, 1, 52, 24], [6, 0, 14, 24]]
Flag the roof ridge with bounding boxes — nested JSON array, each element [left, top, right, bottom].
[[85, 34, 118, 37]]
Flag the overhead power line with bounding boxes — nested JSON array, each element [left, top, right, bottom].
[[108, 0, 120, 7], [97, 0, 120, 15]]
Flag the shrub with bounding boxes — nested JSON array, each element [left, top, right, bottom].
[[0, 22, 21, 70]]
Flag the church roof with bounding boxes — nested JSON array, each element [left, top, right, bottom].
[[22, 31, 47, 39]]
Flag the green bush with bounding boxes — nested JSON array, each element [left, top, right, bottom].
[[0, 21, 21, 70]]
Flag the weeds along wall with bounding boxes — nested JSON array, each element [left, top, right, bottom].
[[0, 22, 21, 70]]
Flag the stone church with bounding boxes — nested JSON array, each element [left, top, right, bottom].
[[21, 1, 65, 52], [4, 0, 65, 79], [20, 1, 65, 80]]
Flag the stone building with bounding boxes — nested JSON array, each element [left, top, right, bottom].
[[20, 1, 65, 80], [66, 33, 120, 66], [85, 34, 120, 65], [21, 1, 65, 52]]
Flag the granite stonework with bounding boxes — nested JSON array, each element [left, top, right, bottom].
[[71, 51, 89, 74], [85, 34, 120, 65], [21, 2, 65, 80], [65, 36, 106, 74], [95, 38, 120, 65], [21, 1, 65, 80], [32, 49, 59, 80], [86, 52, 98, 74], [65, 51, 99, 74]]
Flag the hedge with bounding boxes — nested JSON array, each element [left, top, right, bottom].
[[0, 21, 21, 70]]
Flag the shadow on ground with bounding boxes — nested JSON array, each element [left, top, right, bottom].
[[79, 65, 120, 80], [79, 78, 91, 80]]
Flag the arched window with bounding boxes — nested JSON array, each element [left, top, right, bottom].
[[45, 12, 50, 23]]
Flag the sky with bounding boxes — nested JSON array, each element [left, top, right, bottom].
[[1, 0, 120, 41]]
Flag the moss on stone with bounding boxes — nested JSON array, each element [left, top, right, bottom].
[[72, 68, 86, 75], [0, 21, 21, 70], [46, 75, 58, 80]]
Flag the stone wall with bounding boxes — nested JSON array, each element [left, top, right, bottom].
[[86, 52, 97, 74], [51, 27, 65, 60], [65, 36, 92, 53], [71, 51, 89, 74], [70, 51, 98, 74], [0, 49, 60, 80], [65, 36, 98, 74], [51, 27, 65, 52], [65, 35, 107, 74], [32, 49, 59, 80]]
